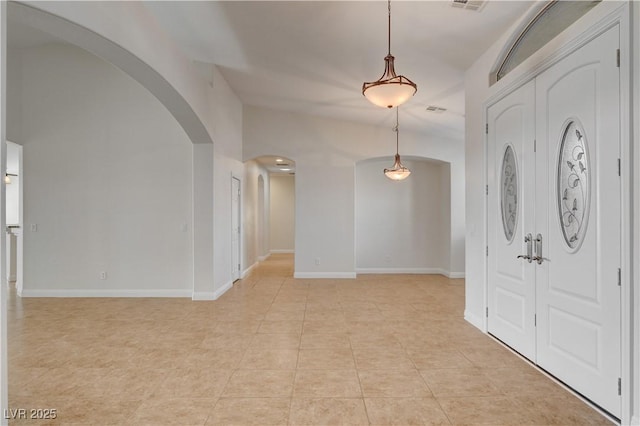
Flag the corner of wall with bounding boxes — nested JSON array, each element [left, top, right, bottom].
[[242, 262, 257, 279], [192, 291, 214, 301], [213, 280, 233, 300], [464, 309, 485, 332], [194, 280, 233, 301]]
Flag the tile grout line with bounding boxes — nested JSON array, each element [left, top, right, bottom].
[[287, 275, 301, 425], [349, 308, 372, 425]]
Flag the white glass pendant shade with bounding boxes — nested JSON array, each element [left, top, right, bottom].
[[384, 107, 411, 181], [363, 55, 417, 109], [3, 175, 10, 184], [384, 153, 411, 181]]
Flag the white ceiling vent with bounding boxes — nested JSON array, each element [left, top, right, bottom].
[[451, 0, 486, 12], [426, 106, 447, 114]]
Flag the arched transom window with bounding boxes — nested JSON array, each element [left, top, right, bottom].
[[491, 1, 600, 84]]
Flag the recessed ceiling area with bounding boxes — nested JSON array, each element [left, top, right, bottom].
[[254, 156, 296, 175]]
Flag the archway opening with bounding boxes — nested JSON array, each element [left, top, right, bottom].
[[355, 156, 452, 276], [251, 156, 296, 272]]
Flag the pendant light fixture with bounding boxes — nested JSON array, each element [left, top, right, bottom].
[[384, 108, 411, 181], [363, 0, 417, 109]]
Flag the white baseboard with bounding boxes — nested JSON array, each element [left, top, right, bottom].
[[447, 272, 466, 279], [294, 272, 357, 279], [257, 253, 271, 262], [20, 288, 192, 298], [356, 268, 465, 279], [356, 267, 446, 275], [270, 249, 294, 254], [192, 291, 216, 301], [242, 262, 257, 278], [212, 280, 233, 300], [193, 279, 233, 301], [464, 309, 485, 331]]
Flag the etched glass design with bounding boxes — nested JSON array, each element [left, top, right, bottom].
[[557, 120, 590, 249], [500, 145, 518, 242]]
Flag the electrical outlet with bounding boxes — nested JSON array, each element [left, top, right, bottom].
[[384, 255, 391, 263], [30, 224, 37, 232], [99, 271, 107, 280], [315, 258, 321, 266]]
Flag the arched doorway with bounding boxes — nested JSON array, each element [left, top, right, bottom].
[[355, 156, 453, 276], [252, 156, 296, 262]]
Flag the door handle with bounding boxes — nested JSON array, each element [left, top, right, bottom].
[[517, 233, 533, 263], [532, 233, 544, 264]]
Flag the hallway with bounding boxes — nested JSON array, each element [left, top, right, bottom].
[[8, 254, 609, 425]]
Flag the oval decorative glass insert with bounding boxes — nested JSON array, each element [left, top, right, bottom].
[[557, 119, 590, 250], [500, 145, 518, 242]]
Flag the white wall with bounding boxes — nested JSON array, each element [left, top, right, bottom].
[[257, 174, 269, 260], [13, 1, 215, 145], [244, 106, 465, 278], [6, 48, 19, 144], [269, 174, 295, 253], [1, 2, 254, 417], [208, 65, 245, 295], [191, 142, 214, 299], [464, 25, 505, 329], [356, 158, 450, 274], [440, 162, 452, 273], [12, 43, 194, 296], [243, 160, 270, 270]]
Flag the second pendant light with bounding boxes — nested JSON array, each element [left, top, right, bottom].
[[384, 107, 411, 181]]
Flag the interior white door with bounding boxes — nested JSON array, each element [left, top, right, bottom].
[[231, 177, 241, 281], [487, 80, 536, 360], [535, 26, 621, 417]]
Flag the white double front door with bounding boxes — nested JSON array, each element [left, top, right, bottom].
[[487, 26, 621, 417]]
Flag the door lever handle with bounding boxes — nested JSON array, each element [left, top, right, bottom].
[[517, 233, 533, 263], [533, 233, 544, 264]]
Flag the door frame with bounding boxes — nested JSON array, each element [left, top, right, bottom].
[[482, 3, 632, 423]]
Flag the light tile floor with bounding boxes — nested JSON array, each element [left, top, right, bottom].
[[7, 254, 611, 425]]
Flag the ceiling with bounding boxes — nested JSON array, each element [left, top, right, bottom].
[[8, 1, 536, 139], [254, 156, 296, 175]]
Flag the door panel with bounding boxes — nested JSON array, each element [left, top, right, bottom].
[[487, 80, 536, 360], [547, 306, 600, 370], [535, 26, 620, 416]]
